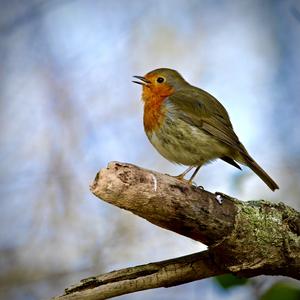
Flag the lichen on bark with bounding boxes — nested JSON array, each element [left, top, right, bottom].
[[210, 200, 300, 276]]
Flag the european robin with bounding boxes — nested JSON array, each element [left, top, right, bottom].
[[133, 68, 279, 191]]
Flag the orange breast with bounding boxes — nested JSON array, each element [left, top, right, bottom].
[[142, 85, 173, 133]]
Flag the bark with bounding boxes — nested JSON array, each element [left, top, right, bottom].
[[53, 161, 300, 300], [53, 251, 224, 300]]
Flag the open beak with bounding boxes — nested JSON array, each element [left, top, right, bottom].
[[132, 76, 151, 86]]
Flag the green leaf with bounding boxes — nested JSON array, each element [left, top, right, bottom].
[[214, 274, 248, 289], [260, 282, 300, 300]]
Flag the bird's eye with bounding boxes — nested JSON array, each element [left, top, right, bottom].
[[156, 77, 165, 83]]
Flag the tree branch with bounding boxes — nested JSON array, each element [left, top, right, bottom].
[[91, 162, 238, 245], [53, 161, 300, 299], [53, 251, 224, 300]]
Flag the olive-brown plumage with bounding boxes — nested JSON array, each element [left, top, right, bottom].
[[133, 68, 279, 191]]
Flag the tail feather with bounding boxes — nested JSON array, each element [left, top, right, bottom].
[[221, 156, 242, 170], [242, 154, 279, 191]]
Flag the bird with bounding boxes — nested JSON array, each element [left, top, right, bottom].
[[133, 68, 279, 191]]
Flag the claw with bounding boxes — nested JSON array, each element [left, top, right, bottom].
[[172, 174, 191, 184], [173, 174, 186, 181]]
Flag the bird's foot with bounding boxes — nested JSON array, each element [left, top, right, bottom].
[[170, 166, 194, 182], [173, 174, 186, 181], [172, 174, 191, 184], [171, 174, 198, 187], [168, 166, 202, 187]]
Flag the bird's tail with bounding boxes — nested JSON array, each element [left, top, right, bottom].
[[242, 154, 279, 191]]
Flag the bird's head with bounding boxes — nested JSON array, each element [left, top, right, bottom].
[[133, 68, 188, 100]]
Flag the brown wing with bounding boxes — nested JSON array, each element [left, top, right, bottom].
[[167, 86, 279, 191], [168, 86, 247, 153]]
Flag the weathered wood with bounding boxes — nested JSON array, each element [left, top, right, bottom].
[[53, 251, 224, 300], [90, 161, 238, 245], [52, 162, 300, 300]]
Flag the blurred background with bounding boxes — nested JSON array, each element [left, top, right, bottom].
[[1, 0, 300, 299]]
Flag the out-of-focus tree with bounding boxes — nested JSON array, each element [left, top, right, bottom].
[[0, 1, 299, 299]]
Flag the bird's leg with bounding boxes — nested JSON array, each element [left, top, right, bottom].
[[173, 165, 202, 186], [173, 166, 194, 181], [188, 166, 201, 184]]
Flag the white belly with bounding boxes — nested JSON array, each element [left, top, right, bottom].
[[147, 118, 228, 166]]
